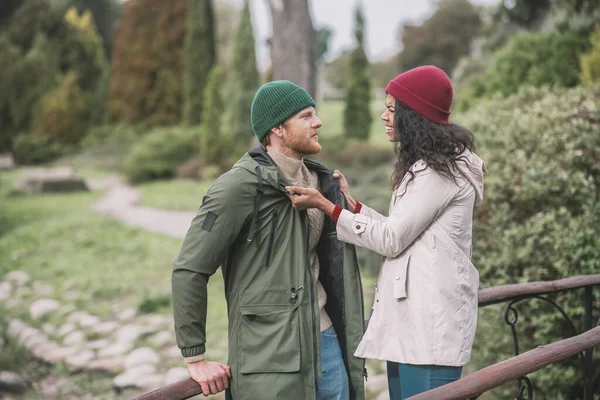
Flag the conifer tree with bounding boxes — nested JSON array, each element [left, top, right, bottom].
[[183, 0, 217, 126], [107, 0, 187, 125], [225, 1, 259, 152], [343, 6, 372, 140], [200, 66, 229, 164]]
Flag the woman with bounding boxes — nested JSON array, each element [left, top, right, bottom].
[[286, 65, 487, 399]]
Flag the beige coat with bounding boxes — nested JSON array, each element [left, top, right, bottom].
[[337, 150, 486, 366]]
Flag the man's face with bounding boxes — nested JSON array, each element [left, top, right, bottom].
[[280, 106, 322, 156]]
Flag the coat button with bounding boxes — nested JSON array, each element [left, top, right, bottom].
[[355, 225, 361, 230], [395, 277, 400, 280]]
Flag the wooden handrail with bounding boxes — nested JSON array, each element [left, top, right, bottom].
[[405, 325, 600, 400], [132, 378, 202, 400], [478, 274, 600, 307]]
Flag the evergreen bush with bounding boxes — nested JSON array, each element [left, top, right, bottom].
[[456, 85, 600, 397]]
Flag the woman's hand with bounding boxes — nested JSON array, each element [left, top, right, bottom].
[[333, 169, 358, 213], [333, 169, 350, 196], [286, 186, 336, 216]]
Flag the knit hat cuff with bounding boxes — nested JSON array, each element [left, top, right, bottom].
[[252, 87, 316, 141], [386, 80, 451, 124]]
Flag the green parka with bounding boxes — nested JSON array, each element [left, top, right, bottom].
[[172, 147, 366, 400]]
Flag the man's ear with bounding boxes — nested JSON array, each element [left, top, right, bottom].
[[271, 124, 284, 138]]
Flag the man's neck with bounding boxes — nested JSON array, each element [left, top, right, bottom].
[[268, 143, 303, 160]]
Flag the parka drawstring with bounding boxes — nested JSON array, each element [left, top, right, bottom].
[[247, 166, 264, 243]]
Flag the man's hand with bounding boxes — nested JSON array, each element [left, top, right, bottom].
[[187, 360, 231, 397]]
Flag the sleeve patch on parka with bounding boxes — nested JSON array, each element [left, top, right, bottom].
[[202, 212, 218, 232]]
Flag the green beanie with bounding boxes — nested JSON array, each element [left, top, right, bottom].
[[251, 80, 316, 142]]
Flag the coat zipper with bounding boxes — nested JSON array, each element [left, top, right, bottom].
[[303, 213, 319, 391], [352, 231, 369, 381], [264, 210, 278, 268]]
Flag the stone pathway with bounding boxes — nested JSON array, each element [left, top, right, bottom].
[[1, 271, 189, 398]]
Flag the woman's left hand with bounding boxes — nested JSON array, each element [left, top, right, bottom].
[[286, 186, 326, 211]]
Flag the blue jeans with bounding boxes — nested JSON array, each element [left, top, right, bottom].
[[387, 362, 463, 399], [316, 325, 349, 400]]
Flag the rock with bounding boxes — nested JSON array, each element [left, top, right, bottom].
[[136, 374, 165, 391], [113, 364, 157, 390], [63, 331, 85, 347], [12, 167, 89, 194], [42, 323, 56, 335], [124, 347, 160, 369], [32, 341, 60, 359], [78, 314, 100, 329], [98, 342, 134, 358], [17, 327, 39, 346], [22, 332, 48, 351], [0, 153, 15, 170], [91, 321, 120, 335], [65, 350, 95, 372], [57, 323, 76, 337], [0, 371, 29, 394], [149, 331, 174, 348], [7, 319, 27, 339], [29, 299, 61, 320], [0, 281, 13, 301], [118, 308, 136, 321], [41, 346, 80, 363], [115, 324, 147, 345], [85, 357, 125, 375], [66, 311, 89, 325], [164, 368, 189, 385], [4, 271, 30, 286], [87, 339, 110, 350]]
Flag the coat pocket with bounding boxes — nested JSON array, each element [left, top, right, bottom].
[[392, 255, 411, 300], [239, 286, 301, 374]]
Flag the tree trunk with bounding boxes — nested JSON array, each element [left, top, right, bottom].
[[268, 0, 316, 99]]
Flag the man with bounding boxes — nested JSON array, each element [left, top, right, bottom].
[[172, 80, 366, 400]]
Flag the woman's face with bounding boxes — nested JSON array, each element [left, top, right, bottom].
[[381, 94, 396, 142]]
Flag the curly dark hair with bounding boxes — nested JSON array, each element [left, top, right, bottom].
[[391, 100, 475, 192]]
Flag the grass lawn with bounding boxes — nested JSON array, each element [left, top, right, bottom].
[[0, 169, 229, 398], [137, 179, 212, 212]]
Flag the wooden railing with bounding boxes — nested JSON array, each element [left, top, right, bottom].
[[132, 275, 600, 400], [406, 325, 600, 400]]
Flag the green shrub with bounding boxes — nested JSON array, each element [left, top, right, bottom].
[[12, 134, 64, 165], [124, 126, 199, 183], [315, 138, 394, 169], [456, 32, 590, 111], [31, 72, 90, 145], [137, 292, 171, 314], [456, 85, 600, 398], [580, 24, 600, 86]]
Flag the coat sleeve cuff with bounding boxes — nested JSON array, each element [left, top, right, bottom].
[[180, 344, 206, 358], [355, 201, 362, 213], [331, 205, 343, 222]]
